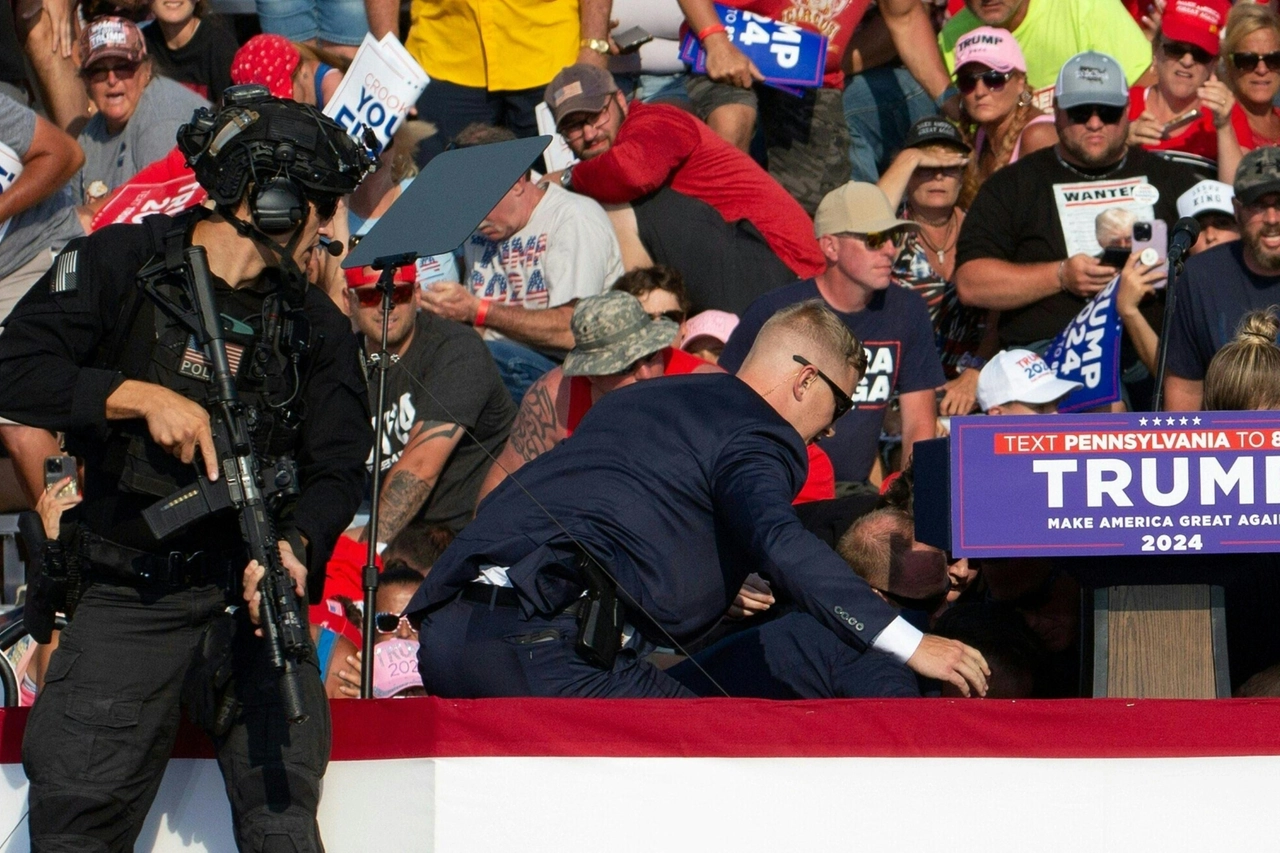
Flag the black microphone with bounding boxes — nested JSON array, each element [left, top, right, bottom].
[[1167, 216, 1201, 264], [318, 236, 344, 257]]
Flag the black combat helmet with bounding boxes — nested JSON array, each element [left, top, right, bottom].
[[177, 84, 374, 227]]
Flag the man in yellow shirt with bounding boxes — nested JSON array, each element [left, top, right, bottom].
[[365, 0, 614, 162], [939, 0, 1154, 112]]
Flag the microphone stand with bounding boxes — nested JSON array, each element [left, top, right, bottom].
[[1150, 239, 1194, 413], [341, 134, 552, 697], [360, 256, 413, 699]]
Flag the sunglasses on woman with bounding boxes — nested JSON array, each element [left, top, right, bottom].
[[648, 309, 686, 324], [956, 69, 1013, 95], [374, 612, 416, 634], [82, 61, 141, 83], [1160, 39, 1214, 65], [1064, 104, 1126, 125], [1232, 51, 1280, 73], [353, 283, 416, 307]]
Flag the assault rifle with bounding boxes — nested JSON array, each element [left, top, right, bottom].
[[141, 245, 312, 724]]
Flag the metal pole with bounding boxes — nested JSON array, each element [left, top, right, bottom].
[[360, 263, 398, 699]]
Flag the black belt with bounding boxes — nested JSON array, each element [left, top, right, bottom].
[[78, 533, 239, 590], [459, 582, 586, 617]]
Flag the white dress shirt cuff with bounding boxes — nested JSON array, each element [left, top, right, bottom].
[[871, 616, 924, 664]]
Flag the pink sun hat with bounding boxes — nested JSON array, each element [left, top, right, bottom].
[[681, 310, 740, 351]]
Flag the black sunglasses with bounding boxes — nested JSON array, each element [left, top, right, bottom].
[[1160, 39, 1214, 65], [1232, 51, 1280, 72], [649, 309, 686, 324], [1064, 104, 1126, 125], [956, 68, 1013, 95], [793, 355, 854, 423], [374, 611, 415, 634], [313, 195, 339, 221]]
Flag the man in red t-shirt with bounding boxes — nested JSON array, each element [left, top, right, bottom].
[[543, 63, 822, 316], [676, 0, 953, 214]]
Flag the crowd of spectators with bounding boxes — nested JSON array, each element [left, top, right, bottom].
[[8, 0, 1280, 703]]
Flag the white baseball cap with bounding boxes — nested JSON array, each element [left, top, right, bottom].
[[1177, 180, 1235, 219], [977, 350, 1083, 412]]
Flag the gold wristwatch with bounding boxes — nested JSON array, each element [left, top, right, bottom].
[[580, 38, 610, 55]]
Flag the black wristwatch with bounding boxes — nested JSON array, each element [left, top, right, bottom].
[[560, 165, 574, 190]]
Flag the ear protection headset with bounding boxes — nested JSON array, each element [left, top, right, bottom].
[[250, 141, 307, 232]]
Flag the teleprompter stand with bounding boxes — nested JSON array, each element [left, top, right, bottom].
[[343, 136, 550, 698]]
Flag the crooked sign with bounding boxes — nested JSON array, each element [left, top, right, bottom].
[[324, 33, 429, 153], [927, 412, 1280, 557]]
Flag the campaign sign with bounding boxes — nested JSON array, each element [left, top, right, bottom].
[[89, 174, 207, 230], [1042, 276, 1123, 413], [324, 33, 429, 154], [944, 411, 1280, 557], [678, 4, 827, 88]]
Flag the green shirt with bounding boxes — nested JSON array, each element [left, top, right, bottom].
[[939, 0, 1152, 112]]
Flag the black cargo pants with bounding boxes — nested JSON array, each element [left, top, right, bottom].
[[22, 580, 329, 852]]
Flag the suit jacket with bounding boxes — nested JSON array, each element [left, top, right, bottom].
[[407, 373, 898, 649]]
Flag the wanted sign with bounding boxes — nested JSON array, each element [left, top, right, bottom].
[[325, 33, 429, 153], [1052, 177, 1157, 258], [946, 411, 1280, 557]]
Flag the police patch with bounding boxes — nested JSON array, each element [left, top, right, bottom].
[[51, 250, 78, 294], [179, 335, 244, 382]]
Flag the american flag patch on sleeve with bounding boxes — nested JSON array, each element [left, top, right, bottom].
[[50, 250, 79, 294]]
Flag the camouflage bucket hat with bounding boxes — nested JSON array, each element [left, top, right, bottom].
[[562, 291, 679, 377]]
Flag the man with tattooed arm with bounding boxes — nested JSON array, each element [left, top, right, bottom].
[[345, 264, 516, 543], [477, 287, 717, 504]]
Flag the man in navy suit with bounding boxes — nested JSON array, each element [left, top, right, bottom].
[[406, 297, 990, 698]]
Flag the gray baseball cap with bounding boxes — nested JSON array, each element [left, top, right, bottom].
[[561, 291, 678, 377], [1055, 51, 1129, 110], [1234, 148, 1280, 206]]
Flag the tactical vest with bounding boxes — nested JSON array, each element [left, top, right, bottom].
[[68, 212, 313, 502]]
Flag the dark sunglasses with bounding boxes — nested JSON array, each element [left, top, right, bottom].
[[956, 68, 1013, 95], [851, 229, 907, 250], [313, 195, 339, 221], [793, 355, 854, 423], [1232, 51, 1280, 72], [1064, 104, 1126, 125], [374, 611, 415, 634], [83, 61, 141, 82], [353, 283, 415, 307], [649, 309, 686, 324], [1160, 39, 1214, 65]]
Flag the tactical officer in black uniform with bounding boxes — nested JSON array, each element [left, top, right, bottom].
[[0, 88, 374, 851]]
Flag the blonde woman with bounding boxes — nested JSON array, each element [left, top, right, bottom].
[[1225, 3, 1280, 154], [953, 27, 1057, 210], [1203, 307, 1280, 410]]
